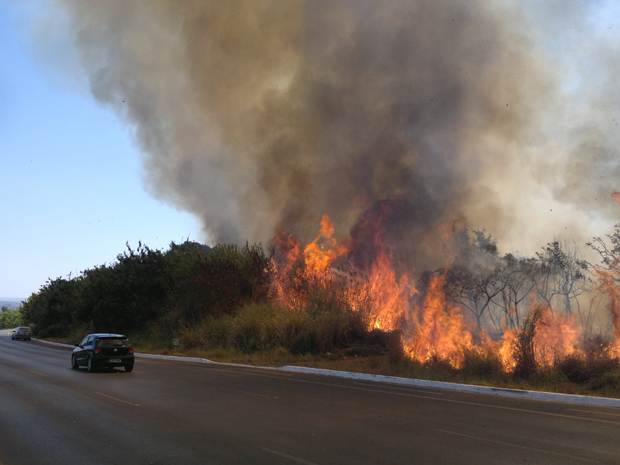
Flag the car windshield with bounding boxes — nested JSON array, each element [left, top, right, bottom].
[[97, 338, 130, 348]]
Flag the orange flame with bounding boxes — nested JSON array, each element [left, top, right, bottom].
[[403, 274, 475, 368], [498, 327, 517, 370], [270, 213, 595, 372], [303, 214, 348, 273], [361, 250, 415, 331], [535, 307, 582, 366], [594, 265, 620, 354], [498, 304, 582, 370]]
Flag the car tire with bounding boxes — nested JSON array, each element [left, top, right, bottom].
[[71, 354, 78, 370], [87, 357, 95, 373], [125, 364, 134, 373]]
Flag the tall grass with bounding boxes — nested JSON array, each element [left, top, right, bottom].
[[175, 300, 368, 355]]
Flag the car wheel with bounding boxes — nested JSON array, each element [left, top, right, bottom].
[[124, 364, 134, 373], [71, 354, 78, 370], [87, 357, 95, 373]]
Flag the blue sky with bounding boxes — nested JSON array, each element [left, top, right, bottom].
[[0, 1, 201, 298]]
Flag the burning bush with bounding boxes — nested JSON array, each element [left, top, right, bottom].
[[266, 211, 620, 380]]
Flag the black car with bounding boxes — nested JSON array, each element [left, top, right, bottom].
[[71, 333, 134, 372]]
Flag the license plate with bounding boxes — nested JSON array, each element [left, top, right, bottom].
[[109, 359, 121, 363]]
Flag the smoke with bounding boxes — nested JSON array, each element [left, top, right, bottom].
[[44, 0, 620, 264]]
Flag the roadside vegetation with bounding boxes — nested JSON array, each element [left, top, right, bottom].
[[11, 224, 620, 399], [0, 306, 25, 329]]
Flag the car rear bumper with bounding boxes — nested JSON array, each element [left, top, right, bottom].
[[91, 355, 135, 368]]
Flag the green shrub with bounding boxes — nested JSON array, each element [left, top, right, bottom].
[[586, 368, 620, 393], [556, 350, 619, 385], [460, 350, 505, 379], [277, 311, 315, 353], [0, 306, 25, 329]]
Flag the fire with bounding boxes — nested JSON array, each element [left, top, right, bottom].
[[303, 214, 348, 273], [498, 327, 517, 371], [269, 212, 414, 330], [594, 265, 620, 355], [498, 303, 583, 370], [269, 212, 603, 373], [535, 306, 582, 365], [612, 191, 620, 206], [268, 231, 303, 310], [403, 274, 475, 368], [359, 248, 414, 331]]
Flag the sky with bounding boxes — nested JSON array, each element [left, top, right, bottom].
[[0, 0, 201, 299], [2, 0, 620, 300]]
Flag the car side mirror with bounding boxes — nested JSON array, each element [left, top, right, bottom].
[[75, 344, 80, 347]]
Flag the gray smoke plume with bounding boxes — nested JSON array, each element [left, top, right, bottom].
[[45, 0, 620, 264]]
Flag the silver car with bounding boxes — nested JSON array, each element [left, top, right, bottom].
[[11, 327, 32, 341]]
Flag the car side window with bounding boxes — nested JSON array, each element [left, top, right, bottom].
[[79, 337, 89, 347], [84, 336, 94, 347]]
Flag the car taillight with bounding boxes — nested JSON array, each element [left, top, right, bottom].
[[129, 348, 134, 354], [94, 348, 101, 354]]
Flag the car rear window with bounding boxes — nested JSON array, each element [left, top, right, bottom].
[[97, 338, 131, 348]]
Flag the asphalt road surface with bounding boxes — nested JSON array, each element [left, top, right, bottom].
[[0, 330, 619, 465]]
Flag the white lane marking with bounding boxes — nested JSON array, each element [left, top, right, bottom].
[[94, 392, 139, 407], [436, 429, 600, 463], [569, 408, 620, 417], [353, 381, 444, 395], [28, 370, 49, 378], [219, 386, 278, 399], [260, 447, 319, 465]]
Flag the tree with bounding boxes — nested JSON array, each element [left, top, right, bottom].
[[443, 227, 505, 332], [444, 264, 504, 333], [490, 255, 537, 331], [80, 242, 173, 333], [588, 225, 620, 340], [0, 306, 24, 329], [21, 277, 84, 337], [534, 240, 591, 316]]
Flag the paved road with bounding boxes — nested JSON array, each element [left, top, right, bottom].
[[0, 330, 619, 465]]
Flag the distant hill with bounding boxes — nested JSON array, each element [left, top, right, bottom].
[[0, 300, 24, 311]]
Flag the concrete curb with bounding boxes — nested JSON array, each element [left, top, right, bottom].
[[31, 338, 75, 349], [30, 336, 620, 408]]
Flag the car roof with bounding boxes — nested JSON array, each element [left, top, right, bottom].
[[88, 333, 127, 338]]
